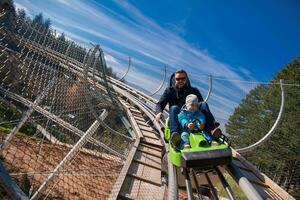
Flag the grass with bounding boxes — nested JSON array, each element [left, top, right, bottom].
[[214, 172, 247, 200], [0, 126, 29, 139]]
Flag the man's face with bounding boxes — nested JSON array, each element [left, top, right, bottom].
[[175, 72, 187, 89]]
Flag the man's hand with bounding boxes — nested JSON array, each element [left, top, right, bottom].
[[187, 123, 194, 129], [155, 112, 163, 121]]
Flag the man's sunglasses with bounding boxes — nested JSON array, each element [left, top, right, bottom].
[[175, 77, 186, 81]]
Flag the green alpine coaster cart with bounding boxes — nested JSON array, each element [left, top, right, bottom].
[[164, 118, 232, 169]]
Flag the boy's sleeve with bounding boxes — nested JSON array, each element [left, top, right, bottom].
[[196, 112, 206, 125], [178, 111, 188, 128]]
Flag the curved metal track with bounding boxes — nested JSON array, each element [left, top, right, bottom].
[[149, 65, 167, 97], [237, 79, 285, 153], [204, 74, 212, 102], [118, 56, 131, 81]]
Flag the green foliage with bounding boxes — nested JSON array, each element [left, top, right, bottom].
[[105, 66, 118, 79], [44, 18, 51, 30], [19, 122, 36, 136], [226, 57, 300, 196], [16, 8, 26, 19], [20, 174, 31, 196], [215, 173, 247, 200], [58, 32, 66, 42], [0, 102, 21, 129], [31, 12, 51, 30], [0, 101, 35, 135], [32, 13, 44, 26]]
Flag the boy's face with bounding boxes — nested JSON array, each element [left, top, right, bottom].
[[186, 103, 198, 112]]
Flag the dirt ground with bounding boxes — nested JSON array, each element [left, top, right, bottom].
[[2, 135, 124, 200]]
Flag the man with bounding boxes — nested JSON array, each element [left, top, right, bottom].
[[155, 69, 221, 146]]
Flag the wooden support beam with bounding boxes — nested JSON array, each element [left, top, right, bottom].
[[132, 159, 161, 171], [137, 148, 161, 159], [127, 173, 161, 187]]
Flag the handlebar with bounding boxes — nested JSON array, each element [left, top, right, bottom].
[[190, 119, 204, 132]]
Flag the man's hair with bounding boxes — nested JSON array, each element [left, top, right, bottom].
[[175, 69, 187, 76]]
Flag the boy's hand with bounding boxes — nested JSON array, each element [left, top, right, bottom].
[[198, 123, 204, 130], [187, 123, 194, 129]]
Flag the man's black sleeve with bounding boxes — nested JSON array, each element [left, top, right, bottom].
[[155, 88, 169, 114]]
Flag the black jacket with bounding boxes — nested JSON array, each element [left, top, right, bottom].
[[155, 73, 204, 114]]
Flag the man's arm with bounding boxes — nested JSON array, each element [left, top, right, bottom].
[[155, 88, 169, 114]]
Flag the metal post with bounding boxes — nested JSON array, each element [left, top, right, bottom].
[[120, 116, 135, 138]]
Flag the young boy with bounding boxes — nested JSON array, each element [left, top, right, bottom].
[[178, 94, 213, 149]]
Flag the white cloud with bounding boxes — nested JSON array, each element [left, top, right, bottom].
[[104, 53, 164, 92], [56, 0, 73, 7], [104, 53, 128, 76], [13, 0, 258, 125], [125, 68, 164, 92], [13, 0, 254, 87]]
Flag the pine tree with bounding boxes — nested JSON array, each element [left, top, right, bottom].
[[16, 8, 26, 20], [44, 18, 51, 30], [32, 13, 44, 26], [226, 57, 300, 196]]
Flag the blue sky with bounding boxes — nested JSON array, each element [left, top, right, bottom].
[[14, 0, 300, 130]]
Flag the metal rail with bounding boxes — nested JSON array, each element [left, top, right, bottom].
[[204, 74, 212, 102], [150, 65, 167, 96], [237, 79, 285, 153], [118, 56, 131, 81]]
